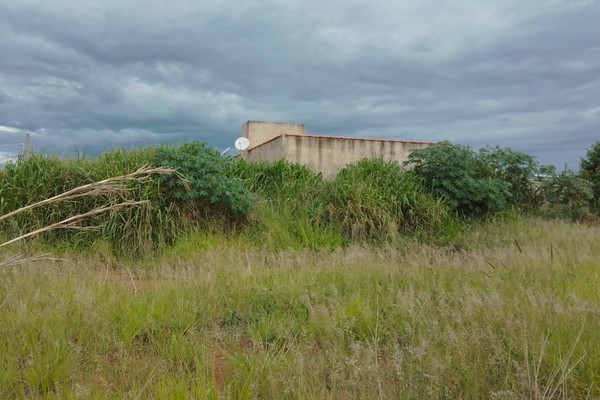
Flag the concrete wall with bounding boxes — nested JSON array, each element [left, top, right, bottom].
[[240, 121, 436, 176], [242, 120, 305, 149], [281, 134, 434, 176], [244, 135, 285, 162]]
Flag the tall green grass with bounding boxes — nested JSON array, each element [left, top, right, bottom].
[[228, 159, 344, 249], [230, 158, 462, 247], [321, 158, 457, 243], [0, 144, 253, 255], [229, 159, 324, 203], [0, 150, 179, 254], [0, 147, 476, 255]]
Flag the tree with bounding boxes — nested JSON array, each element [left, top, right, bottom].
[[538, 168, 593, 220], [478, 146, 541, 210], [579, 140, 600, 212]]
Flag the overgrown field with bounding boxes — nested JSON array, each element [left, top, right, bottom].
[[0, 218, 599, 398], [1, 141, 599, 398]]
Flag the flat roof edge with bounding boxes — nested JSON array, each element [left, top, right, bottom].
[[247, 132, 436, 153], [287, 133, 436, 145]]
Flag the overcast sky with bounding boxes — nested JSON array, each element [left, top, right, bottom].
[[1, 0, 599, 168]]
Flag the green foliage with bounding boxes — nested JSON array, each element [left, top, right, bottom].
[[153, 142, 255, 218], [579, 140, 600, 212], [79, 147, 185, 253], [228, 159, 343, 248], [0, 143, 256, 255], [247, 202, 344, 250], [538, 169, 594, 221], [321, 158, 452, 242], [407, 142, 546, 218], [478, 146, 541, 209], [227, 159, 327, 225], [7, 138, 575, 253], [228, 158, 458, 245], [228, 159, 324, 202], [0, 154, 74, 232], [406, 142, 513, 218], [0, 149, 180, 253]]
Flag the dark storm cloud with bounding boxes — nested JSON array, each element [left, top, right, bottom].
[[1, 0, 599, 168]]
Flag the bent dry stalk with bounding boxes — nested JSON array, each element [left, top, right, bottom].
[[0, 166, 186, 248], [0, 165, 183, 224]]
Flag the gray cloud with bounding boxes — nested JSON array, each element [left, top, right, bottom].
[[1, 0, 599, 169]]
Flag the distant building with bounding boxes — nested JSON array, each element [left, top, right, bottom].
[[239, 121, 435, 176]]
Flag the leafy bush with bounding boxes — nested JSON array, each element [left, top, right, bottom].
[[538, 169, 594, 221], [478, 146, 542, 210], [406, 142, 548, 218], [406, 142, 512, 218], [153, 142, 255, 219]]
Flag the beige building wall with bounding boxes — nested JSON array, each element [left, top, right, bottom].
[[281, 134, 434, 176], [244, 135, 286, 162], [242, 121, 305, 149], [239, 121, 436, 176]]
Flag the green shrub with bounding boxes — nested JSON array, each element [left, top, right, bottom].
[[153, 142, 255, 219], [406, 142, 512, 218], [406, 142, 546, 218], [538, 169, 594, 221], [478, 146, 542, 210], [320, 158, 452, 242]]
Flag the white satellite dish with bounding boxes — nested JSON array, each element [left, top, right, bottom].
[[234, 137, 250, 151]]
